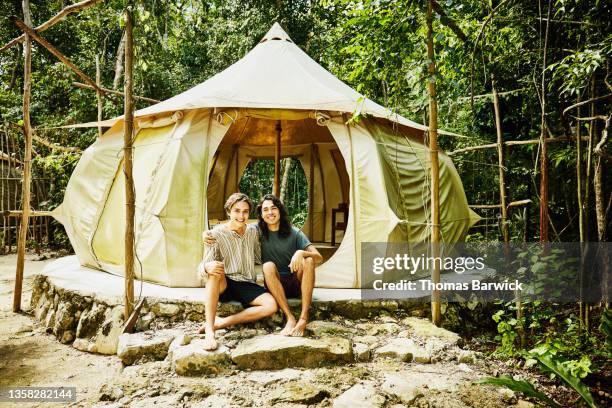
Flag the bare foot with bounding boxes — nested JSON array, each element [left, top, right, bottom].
[[290, 318, 308, 337], [280, 316, 297, 336], [214, 316, 230, 330], [203, 329, 218, 351]]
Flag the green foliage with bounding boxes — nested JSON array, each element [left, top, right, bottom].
[[532, 353, 598, 408], [478, 375, 562, 408], [600, 308, 612, 353]]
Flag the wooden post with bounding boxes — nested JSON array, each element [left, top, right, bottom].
[[308, 144, 315, 237], [492, 79, 509, 243], [539, 0, 552, 244], [274, 121, 281, 197], [123, 4, 135, 321], [493, 77, 525, 347], [96, 54, 103, 138], [13, 0, 33, 313], [427, 0, 441, 326]]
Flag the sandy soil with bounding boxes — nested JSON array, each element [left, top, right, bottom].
[[0, 253, 122, 408]]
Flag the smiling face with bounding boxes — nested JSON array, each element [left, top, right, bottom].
[[260, 199, 280, 228], [227, 200, 251, 227]]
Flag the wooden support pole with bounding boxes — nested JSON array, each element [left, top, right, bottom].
[[469, 199, 531, 209], [539, 0, 552, 244], [447, 136, 586, 155], [11, 17, 106, 96], [96, 55, 103, 138], [13, 0, 33, 313], [72, 82, 160, 103], [274, 121, 281, 197], [308, 144, 315, 238], [4, 210, 54, 217], [1, 0, 104, 53], [123, 4, 135, 321], [427, 0, 441, 327], [492, 79, 509, 243]]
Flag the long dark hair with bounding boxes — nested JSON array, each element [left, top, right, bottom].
[[257, 194, 292, 240]]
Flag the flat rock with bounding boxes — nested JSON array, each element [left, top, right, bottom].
[[117, 329, 179, 365], [268, 381, 329, 404], [333, 382, 385, 408], [171, 340, 231, 376], [375, 338, 431, 362], [381, 373, 424, 404], [402, 317, 462, 346], [457, 350, 477, 364], [246, 368, 303, 385], [306, 320, 358, 337], [150, 302, 181, 317], [231, 334, 352, 370], [95, 306, 125, 355], [353, 343, 371, 362], [356, 322, 401, 336]]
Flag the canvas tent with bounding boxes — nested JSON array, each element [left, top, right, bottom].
[[53, 23, 480, 288]]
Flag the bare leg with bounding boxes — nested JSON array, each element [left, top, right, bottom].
[[291, 258, 315, 337], [263, 262, 296, 335], [200, 274, 227, 350], [214, 292, 278, 329]]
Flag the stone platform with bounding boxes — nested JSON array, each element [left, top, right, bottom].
[[29, 256, 492, 357]]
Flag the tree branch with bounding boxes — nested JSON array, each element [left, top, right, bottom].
[[11, 17, 105, 96], [1, 0, 104, 53], [562, 93, 612, 117], [432, 0, 468, 43]]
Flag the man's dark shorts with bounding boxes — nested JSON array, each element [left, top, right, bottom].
[[219, 277, 267, 307], [276, 273, 302, 299]]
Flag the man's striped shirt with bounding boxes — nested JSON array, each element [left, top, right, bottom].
[[201, 224, 261, 283]]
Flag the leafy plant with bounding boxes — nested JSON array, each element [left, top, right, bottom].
[[478, 375, 561, 408], [533, 353, 598, 408]]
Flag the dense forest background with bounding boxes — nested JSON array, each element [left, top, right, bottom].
[[0, 0, 610, 241], [0, 1, 610, 405]]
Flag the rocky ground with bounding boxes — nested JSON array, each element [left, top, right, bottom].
[[0, 253, 563, 407]]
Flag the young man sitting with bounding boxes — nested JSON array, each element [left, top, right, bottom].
[[258, 194, 323, 336], [204, 194, 322, 336], [198, 193, 278, 350]]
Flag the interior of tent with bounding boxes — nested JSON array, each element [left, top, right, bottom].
[[207, 114, 351, 262]]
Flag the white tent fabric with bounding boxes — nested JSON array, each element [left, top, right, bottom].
[[53, 23, 480, 288]]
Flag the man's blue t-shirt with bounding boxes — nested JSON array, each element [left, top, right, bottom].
[[261, 226, 311, 276]]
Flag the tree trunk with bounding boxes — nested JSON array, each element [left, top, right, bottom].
[[113, 30, 127, 90], [8, 44, 21, 90], [279, 158, 291, 202], [96, 54, 103, 138], [13, 0, 33, 313]]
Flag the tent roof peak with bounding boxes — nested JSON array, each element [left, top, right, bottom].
[[260, 22, 293, 43]]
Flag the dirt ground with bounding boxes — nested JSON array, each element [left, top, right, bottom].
[[0, 253, 122, 407]]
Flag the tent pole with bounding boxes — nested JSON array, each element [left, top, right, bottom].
[[13, 0, 33, 313], [308, 144, 315, 237], [274, 121, 281, 196], [343, 114, 360, 288], [123, 3, 135, 321], [427, 0, 442, 326]]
